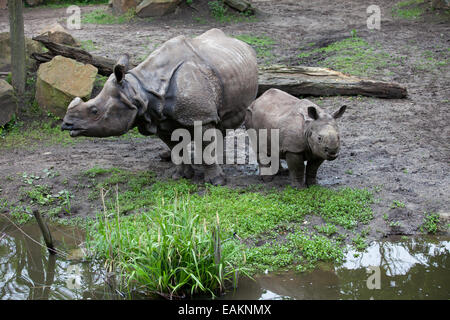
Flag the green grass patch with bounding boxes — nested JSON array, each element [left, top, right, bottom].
[[88, 197, 245, 298], [82, 8, 135, 25], [235, 34, 275, 63], [420, 212, 440, 234], [208, 0, 257, 23], [81, 40, 98, 52], [392, 0, 425, 19], [84, 169, 375, 296], [297, 35, 398, 77], [0, 119, 83, 149], [0, 117, 147, 150]]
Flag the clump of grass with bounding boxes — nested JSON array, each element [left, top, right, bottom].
[[0, 119, 85, 149], [392, 0, 425, 19], [297, 36, 396, 77], [81, 40, 97, 52], [352, 233, 369, 251], [208, 0, 256, 23], [82, 8, 135, 25], [391, 200, 406, 209], [235, 34, 275, 63], [314, 223, 338, 236], [420, 212, 440, 234], [88, 195, 245, 298]]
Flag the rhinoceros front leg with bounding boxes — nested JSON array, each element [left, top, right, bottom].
[[285, 152, 306, 189], [158, 133, 195, 180], [200, 124, 226, 186], [305, 159, 324, 187]]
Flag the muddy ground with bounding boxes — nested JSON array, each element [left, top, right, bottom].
[[0, 0, 449, 241]]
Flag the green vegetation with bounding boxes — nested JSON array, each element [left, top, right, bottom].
[[0, 119, 82, 149], [0, 116, 145, 150], [1, 163, 375, 296], [392, 0, 425, 19], [81, 40, 98, 52], [391, 200, 406, 209], [420, 212, 440, 234], [5, 72, 12, 85], [94, 74, 109, 88], [82, 8, 136, 25], [83, 168, 374, 278], [208, 1, 256, 23], [297, 35, 398, 77], [235, 34, 275, 63], [414, 49, 450, 71], [314, 223, 338, 236], [88, 197, 244, 298]]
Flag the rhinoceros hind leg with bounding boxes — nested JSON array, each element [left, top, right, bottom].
[[172, 164, 195, 180], [159, 149, 172, 162], [204, 164, 226, 186], [286, 152, 306, 189]]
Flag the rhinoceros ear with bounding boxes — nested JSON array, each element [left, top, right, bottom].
[[333, 105, 347, 119], [307, 106, 319, 120], [114, 54, 130, 84]]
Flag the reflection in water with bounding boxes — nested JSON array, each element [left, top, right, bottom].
[[0, 218, 128, 300], [222, 236, 450, 300], [1, 217, 449, 300]]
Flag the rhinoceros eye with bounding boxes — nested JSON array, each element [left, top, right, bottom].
[[91, 107, 98, 115], [318, 136, 322, 142]]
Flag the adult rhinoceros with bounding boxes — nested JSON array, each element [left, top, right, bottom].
[[61, 28, 258, 185]]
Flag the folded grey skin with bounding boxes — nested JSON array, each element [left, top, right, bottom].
[[61, 28, 259, 186]]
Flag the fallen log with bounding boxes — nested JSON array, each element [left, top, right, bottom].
[[31, 36, 407, 99], [258, 65, 407, 99], [224, 0, 255, 14], [31, 34, 131, 76]]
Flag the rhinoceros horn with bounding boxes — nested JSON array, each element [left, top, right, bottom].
[[114, 54, 130, 84], [67, 97, 82, 110]]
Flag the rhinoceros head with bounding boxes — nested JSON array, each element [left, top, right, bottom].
[[61, 55, 138, 137], [306, 105, 346, 161]]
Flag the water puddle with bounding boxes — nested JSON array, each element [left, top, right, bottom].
[[1, 218, 448, 300], [224, 236, 450, 300]]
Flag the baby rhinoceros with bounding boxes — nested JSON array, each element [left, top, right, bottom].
[[245, 88, 346, 189]]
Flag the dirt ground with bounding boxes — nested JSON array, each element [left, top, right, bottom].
[[0, 0, 449, 241]]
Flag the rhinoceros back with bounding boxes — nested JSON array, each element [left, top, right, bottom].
[[131, 29, 258, 130], [190, 29, 258, 129], [246, 88, 309, 155]]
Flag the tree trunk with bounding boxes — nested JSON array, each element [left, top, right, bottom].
[[258, 65, 407, 99], [8, 0, 26, 96]]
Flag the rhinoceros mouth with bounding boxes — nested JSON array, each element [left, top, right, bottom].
[[327, 154, 338, 161], [69, 129, 86, 137]]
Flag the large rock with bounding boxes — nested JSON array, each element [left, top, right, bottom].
[[136, 0, 182, 17], [0, 32, 44, 72], [38, 23, 81, 47], [35, 56, 98, 118], [112, 0, 140, 14], [0, 79, 18, 127]]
